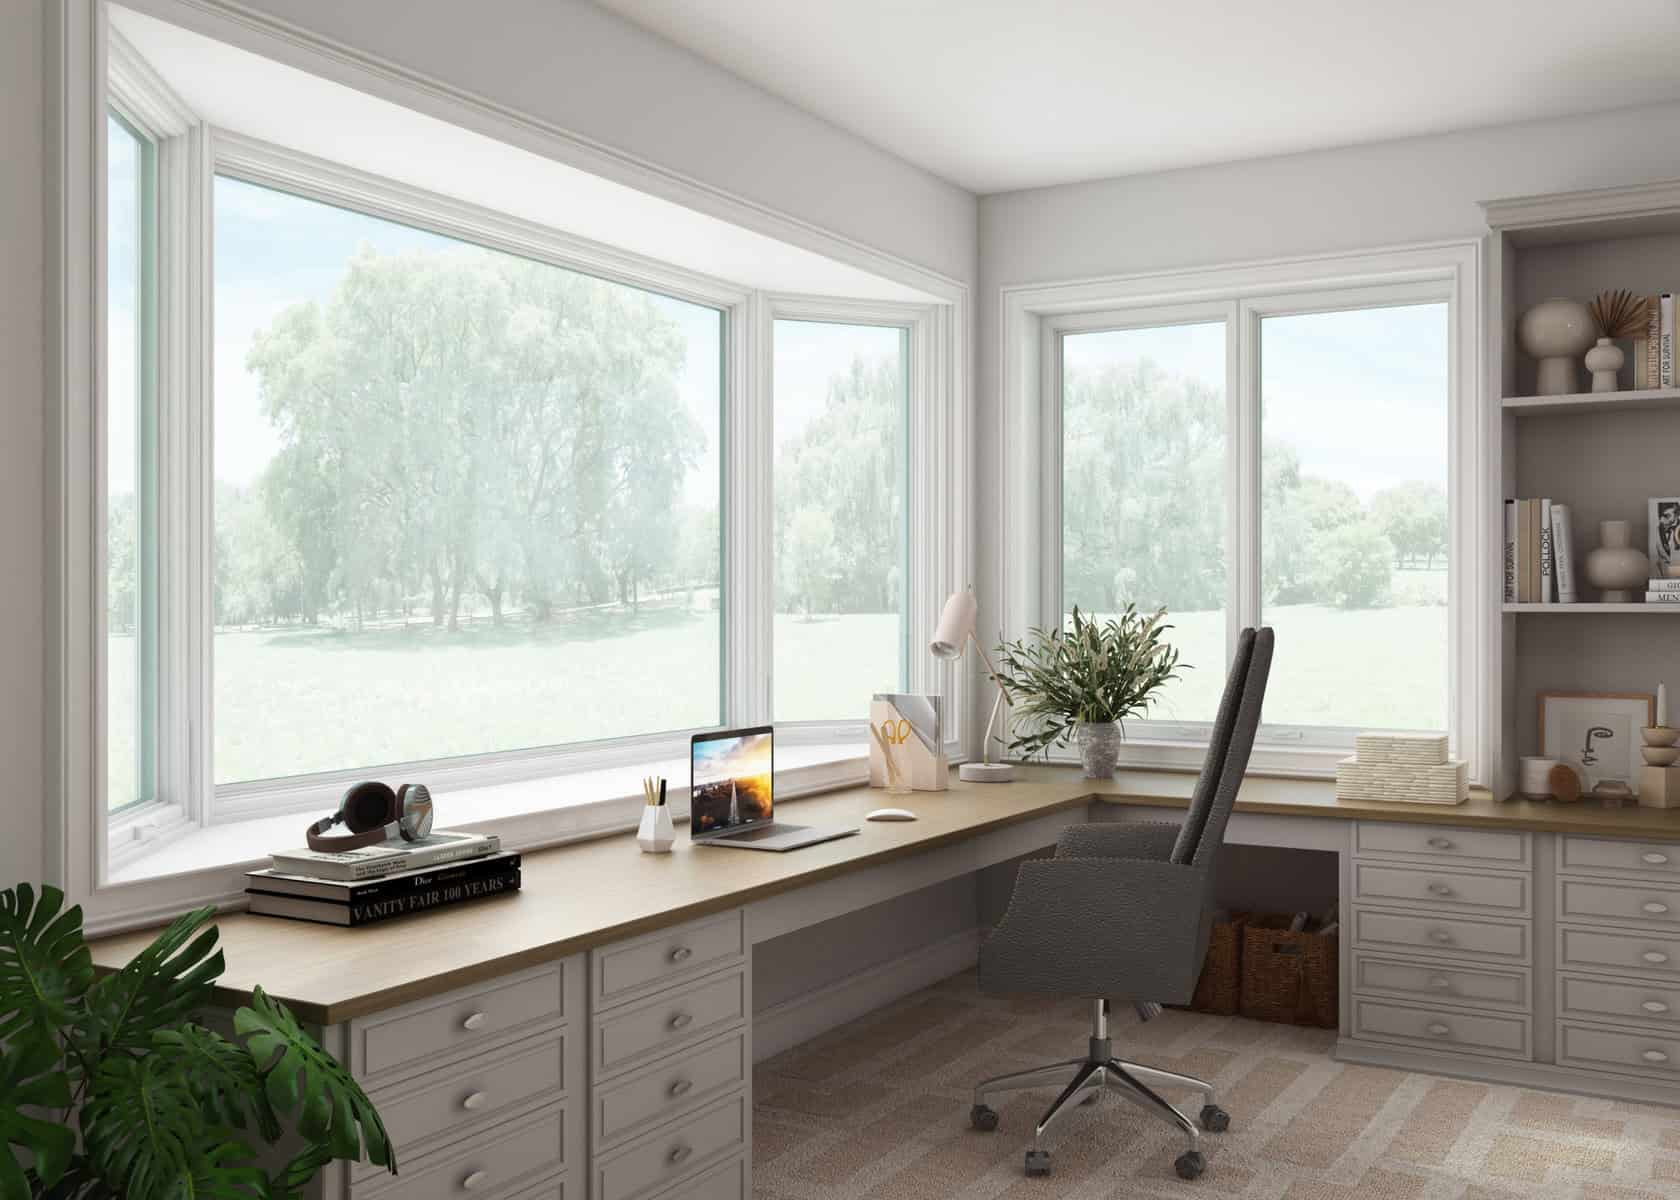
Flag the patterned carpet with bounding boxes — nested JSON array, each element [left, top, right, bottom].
[[752, 969, 1680, 1199]]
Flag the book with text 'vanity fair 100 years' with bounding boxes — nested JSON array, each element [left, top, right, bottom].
[[245, 850, 521, 902], [246, 866, 522, 926]]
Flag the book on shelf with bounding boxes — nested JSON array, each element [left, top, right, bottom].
[[267, 830, 500, 882], [1663, 293, 1675, 389], [247, 865, 522, 927], [246, 850, 521, 902], [1538, 497, 1554, 603], [1551, 503, 1577, 603], [1649, 578, 1680, 593], [1502, 500, 1516, 603], [1647, 590, 1680, 604], [1648, 295, 1663, 389], [1514, 500, 1533, 602]]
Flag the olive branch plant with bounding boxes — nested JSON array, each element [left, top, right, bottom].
[[990, 605, 1183, 760], [0, 883, 395, 1200]]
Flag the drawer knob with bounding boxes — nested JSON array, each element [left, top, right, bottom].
[[669, 946, 694, 963], [1645, 852, 1671, 865], [1428, 883, 1454, 897], [1644, 1000, 1671, 1014], [1644, 951, 1671, 965], [461, 1170, 489, 1191], [1429, 930, 1454, 944], [667, 1143, 693, 1167], [461, 1091, 488, 1111], [1645, 902, 1672, 915], [1427, 837, 1454, 850], [1429, 976, 1452, 990], [1644, 1049, 1670, 1064], [461, 1011, 488, 1032], [1426, 1022, 1451, 1037], [668, 1011, 694, 1031], [668, 1077, 694, 1098]]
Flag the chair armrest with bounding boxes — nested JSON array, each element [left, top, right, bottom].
[[980, 857, 1210, 1002], [1055, 821, 1180, 862]]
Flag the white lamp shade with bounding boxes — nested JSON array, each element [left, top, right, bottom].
[[930, 590, 978, 659]]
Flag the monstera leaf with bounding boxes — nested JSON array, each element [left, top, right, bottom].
[[234, 987, 394, 1173], [152, 1024, 280, 1143], [0, 884, 93, 1048], [0, 1033, 75, 1200], [82, 905, 223, 1058], [81, 1052, 202, 1200]]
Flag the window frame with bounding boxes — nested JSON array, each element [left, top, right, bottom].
[[999, 243, 1485, 780], [52, 1, 972, 933]]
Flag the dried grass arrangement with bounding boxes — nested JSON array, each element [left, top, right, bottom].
[[1589, 289, 1649, 339]]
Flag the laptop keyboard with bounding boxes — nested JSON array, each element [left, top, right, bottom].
[[723, 823, 807, 841]]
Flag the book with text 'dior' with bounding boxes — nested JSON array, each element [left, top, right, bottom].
[[268, 830, 500, 882], [247, 850, 521, 902], [247, 865, 521, 926]]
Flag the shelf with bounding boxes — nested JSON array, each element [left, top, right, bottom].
[[1501, 388, 1680, 416], [1502, 603, 1680, 614]]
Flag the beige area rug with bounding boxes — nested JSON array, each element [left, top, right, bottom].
[[752, 970, 1680, 1199]]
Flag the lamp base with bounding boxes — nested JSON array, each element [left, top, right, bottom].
[[959, 762, 1016, 783]]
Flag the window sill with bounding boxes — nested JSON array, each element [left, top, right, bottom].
[[109, 741, 876, 885]]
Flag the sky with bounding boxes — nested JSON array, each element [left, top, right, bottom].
[[108, 116, 141, 498], [692, 729, 773, 785]]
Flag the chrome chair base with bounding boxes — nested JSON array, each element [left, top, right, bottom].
[[970, 1001, 1225, 1180]]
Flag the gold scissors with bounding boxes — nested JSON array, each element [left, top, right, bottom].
[[879, 718, 912, 745]]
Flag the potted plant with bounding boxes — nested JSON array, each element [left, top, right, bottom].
[[991, 605, 1182, 778], [0, 883, 394, 1200]]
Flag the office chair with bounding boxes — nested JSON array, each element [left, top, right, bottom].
[[971, 627, 1273, 1181]]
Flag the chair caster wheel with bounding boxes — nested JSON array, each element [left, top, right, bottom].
[[1024, 1149, 1051, 1176], [969, 1104, 998, 1132], [1199, 1104, 1230, 1133], [1175, 1150, 1206, 1180]]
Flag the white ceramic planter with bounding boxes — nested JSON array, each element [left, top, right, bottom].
[[1518, 297, 1595, 395], [1585, 519, 1649, 603], [1075, 720, 1121, 779], [1585, 337, 1624, 393]]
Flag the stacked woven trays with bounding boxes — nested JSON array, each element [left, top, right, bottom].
[[1335, 732, 1467, 806]]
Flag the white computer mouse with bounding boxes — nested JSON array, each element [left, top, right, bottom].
[[865, 807, 917, 821]]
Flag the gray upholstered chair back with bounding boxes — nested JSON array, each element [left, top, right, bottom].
[[1171, 627, 1273, 869]]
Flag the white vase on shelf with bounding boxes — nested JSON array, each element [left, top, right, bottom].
[[1584, 337, 1624, 393], [1585, 519, 1649, 603], [1518, 297, 1595, 395]]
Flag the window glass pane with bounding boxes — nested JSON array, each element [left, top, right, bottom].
[[213, 177, 722, 783], [1260, 303, 1449, 730], [107, 114, 145, 811], [772, 320, 908, 722], [1061, 322, 1226, 722]]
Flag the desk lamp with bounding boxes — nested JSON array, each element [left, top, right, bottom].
[[931, 590, 1015, 782]]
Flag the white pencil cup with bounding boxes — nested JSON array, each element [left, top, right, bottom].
[[637, 806, 675, 853]]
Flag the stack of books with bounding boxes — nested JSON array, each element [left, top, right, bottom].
[[1336, 733, 1467, 806], [1649, 578, 1680, 605], [1502, 498, 1575, 604], [247, 830, 520, 926], [1629, 292, 1674, 389]]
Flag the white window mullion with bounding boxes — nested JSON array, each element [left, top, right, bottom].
[[730, 292, 771, 727], [1236, 300, 1263, 637]]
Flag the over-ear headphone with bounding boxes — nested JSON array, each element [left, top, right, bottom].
[[306, 781, 434, 851]]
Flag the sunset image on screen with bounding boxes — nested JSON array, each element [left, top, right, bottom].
[[693, 731, 773, 833]]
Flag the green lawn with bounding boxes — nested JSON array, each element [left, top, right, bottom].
[[106, 578, 1446, 803]]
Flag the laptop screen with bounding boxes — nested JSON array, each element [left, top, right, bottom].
[[691, 726, 774, 838]]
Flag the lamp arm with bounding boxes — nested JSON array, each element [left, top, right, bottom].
[[968, 631, 1007, 765]]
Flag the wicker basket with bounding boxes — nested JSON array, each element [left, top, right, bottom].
[[1238, 915, 1337, 1028], [1188, 914, 1247, 1015]]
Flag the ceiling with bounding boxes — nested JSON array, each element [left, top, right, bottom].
[[596, 0, 1680, 194]]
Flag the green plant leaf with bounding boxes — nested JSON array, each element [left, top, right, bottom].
[[179, 1141, 270, 1200], [267, 1144, 332, 1200], [82, 1052, 205, 1200], [0, 884, 93, 1047], [234, 988, 394, 1174], [151, 1024, 281, 1144], [82, 906, 223, 1057], [0, 1033, 75, 1200]]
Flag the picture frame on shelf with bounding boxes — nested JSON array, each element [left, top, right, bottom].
[[1651, 497, 1680, 578], [1538, 690, 1655, 796]]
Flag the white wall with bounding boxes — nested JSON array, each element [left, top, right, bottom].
[[975, 100, 1680, 684], [1, 0, 976, 891]]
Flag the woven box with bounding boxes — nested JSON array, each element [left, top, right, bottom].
[[1239, 915, 1338, 1028], [1188, 914, 1247, 1016]]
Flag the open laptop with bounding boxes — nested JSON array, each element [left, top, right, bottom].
[[690, 725, 858, 851]]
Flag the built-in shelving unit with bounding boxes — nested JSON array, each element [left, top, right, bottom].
[[1484, 178, 1680, 804]]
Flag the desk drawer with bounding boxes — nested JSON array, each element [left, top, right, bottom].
[[1558, 1021, 1680, 1079], [594, 966, 746, 1081], [595, 1028, 747, 1151], [1353, 908, 1530, 963], [1353, 863, 1529, 916], [355, 1100, 564, 1200], [1352, 953, 1528, 1012], [594, 911, 744, 1009], [1559, 927, 1680, 979], [1560, 974, 1680, 1028], [352, 963, 565, 1081], [1561, 836, 1680, 880], [593, 1090, 746, 1200], [356, 1031, 565, 1182], [646, 1154, 744, 1200], [1355, 823, 1528, 867], [1559, 878, 1680, 930], [1353, 998, 1529, 1059]]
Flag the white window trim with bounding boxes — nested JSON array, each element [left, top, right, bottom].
[[50, 0, 973, 934], [996, 241, 1485, 781]]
